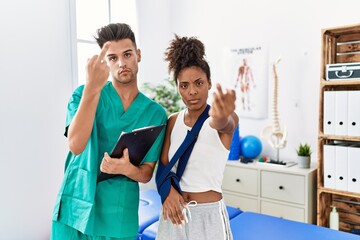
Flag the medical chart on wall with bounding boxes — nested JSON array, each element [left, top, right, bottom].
[[222, 46, 268, 119]]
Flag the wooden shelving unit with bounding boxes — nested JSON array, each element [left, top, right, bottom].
[[317, 24, 360, 233]]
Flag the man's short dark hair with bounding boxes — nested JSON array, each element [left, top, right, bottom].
[[94, 23, 136, 49]]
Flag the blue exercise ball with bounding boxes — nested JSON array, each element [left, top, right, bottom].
[[240, 135, 262, 159]]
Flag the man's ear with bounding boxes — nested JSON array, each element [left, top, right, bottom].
[[208, 80, 212, 90], [137, 49, 141, 62]]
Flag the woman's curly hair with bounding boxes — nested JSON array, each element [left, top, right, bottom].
[[164, 35, 211, 85]]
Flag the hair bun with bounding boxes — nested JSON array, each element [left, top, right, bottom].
[[164, 34, 211, 84], [165, 35, 206, 73]]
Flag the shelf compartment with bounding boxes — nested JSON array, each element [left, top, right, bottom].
[[319, 187, 360, 199], [321, 80, 360, 88], [318, 190, 360, 232], [318, 134, 360, 142], [317, 86, 360, 135], [321, 24, 360, 79]]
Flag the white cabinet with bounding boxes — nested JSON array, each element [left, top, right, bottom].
[[222, 161, 317, 223], [261, 171, 305, 205], [222, 166, 257, 196]]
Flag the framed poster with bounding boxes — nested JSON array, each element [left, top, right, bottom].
[[222, 46, 268, 119]]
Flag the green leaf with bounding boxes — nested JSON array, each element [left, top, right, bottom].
[[296, 143, 312, 156], [141, 77, 183, 116]]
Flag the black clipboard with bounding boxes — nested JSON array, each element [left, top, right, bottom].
[[97, 124, 165, 183]]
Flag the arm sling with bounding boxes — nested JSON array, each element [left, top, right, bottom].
[[156, 105, 210, 203]]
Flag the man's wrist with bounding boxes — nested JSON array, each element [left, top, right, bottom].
[[83, 84, 102, 98]]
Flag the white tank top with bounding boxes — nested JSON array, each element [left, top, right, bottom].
[[169, 109, 229, 193]]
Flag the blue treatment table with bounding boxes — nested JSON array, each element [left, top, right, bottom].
[[138, 189, 242, 240], [137, 190, 162, 239], [230, 212, 360, 240], [138, 190, 360, 240]]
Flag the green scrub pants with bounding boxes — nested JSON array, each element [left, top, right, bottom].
[[51, 221, 136, 240]]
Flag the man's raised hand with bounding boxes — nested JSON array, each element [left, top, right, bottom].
[[85, 42, 111, 92]]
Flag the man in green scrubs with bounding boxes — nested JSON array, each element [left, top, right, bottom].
[[51, 23, 167, 240]]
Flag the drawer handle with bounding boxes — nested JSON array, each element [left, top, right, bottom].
[[279, 186, 284, 190], [236, 178, 241, 182]]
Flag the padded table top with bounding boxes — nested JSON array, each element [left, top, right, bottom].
[[139, 189, 243, 240], [230, 212, 360, 240], [138, 190, 162, 233]]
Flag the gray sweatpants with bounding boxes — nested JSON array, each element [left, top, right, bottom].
[[156, 199, 233, 240]]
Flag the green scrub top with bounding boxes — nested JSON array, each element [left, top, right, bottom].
[[52, 82, 167, 238]]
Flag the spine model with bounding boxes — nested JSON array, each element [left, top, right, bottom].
[[261, 58, 287, 152]]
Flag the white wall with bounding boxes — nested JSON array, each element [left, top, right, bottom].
[[0, 0, 72, 239], [1, 0, 360, 239], [137, 0, 360, 162], [136, 0, 172, 86]]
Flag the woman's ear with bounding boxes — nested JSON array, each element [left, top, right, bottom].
[[208, 80, 212, 90]]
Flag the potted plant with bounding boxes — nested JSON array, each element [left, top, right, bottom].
[[141, 77, 183, 116], [296, 143, 312, 168]]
